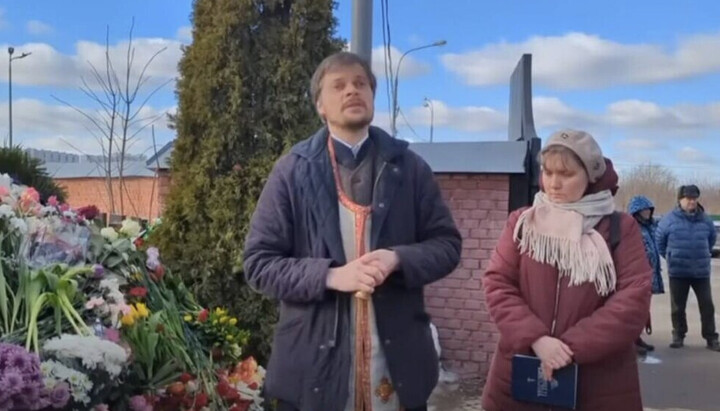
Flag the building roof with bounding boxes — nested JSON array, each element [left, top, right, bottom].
[[146, 141, 174, 170], [39, 137, 528, 177], [409, 141, 528, 174], [44, 160, 156, 179]]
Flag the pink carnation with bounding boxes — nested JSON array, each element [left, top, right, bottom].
[[86, 297, 106, 310]]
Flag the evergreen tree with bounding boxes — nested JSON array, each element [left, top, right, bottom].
[[0, 147, 67, 203], [154, 0, 343, 361]]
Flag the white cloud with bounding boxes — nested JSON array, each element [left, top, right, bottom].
[[406, 100, 505, 133], [393, 97, 720, 144], [532, 97, 598, 129], [176, 26, 192, 43], [26, 20, 53, 35], [0, 38, 183, 89], [677, 146, 715, 164], [617, 138, 665, 150], [607, 100, 720, 131], [441, 31, 720, 89], [0, 98, 174, 155], [371, 45, 431, 79]]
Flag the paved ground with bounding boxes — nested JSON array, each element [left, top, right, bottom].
[[429, 260, 720, 411], [637, 260, 720, 411]]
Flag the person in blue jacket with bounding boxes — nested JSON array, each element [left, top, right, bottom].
[[628, 195, 664, 354], [657, 185, 719, 351]]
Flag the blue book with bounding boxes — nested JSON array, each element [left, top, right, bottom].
[[511, 354, 578, 409]]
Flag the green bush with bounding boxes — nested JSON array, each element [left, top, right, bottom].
[[153, 0, 343, 362], [0, 146, 67, 203]]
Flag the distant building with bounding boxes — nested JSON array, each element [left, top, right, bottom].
[[27, 147, 170, 220]]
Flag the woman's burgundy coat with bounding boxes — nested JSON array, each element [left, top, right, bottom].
[[482, 201, 652, 409]]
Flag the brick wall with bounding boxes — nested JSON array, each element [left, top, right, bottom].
[[56, 173, 171, 220], [425, 173, 509, 388]]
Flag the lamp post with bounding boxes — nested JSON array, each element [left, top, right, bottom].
[[390, 40, 446, 137], [8, 47, 31, 147], [423, 97, 434, 142]]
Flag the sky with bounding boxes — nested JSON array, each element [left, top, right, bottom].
[[1, 0, 719, 178]]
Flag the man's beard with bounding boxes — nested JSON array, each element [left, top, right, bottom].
[[340, 111, 374, 131]]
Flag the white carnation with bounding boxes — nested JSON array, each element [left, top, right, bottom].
[[119, 218, 141, 238], [9, 217, 27, 234], [0, 204, 14, 218], [100, 227, 119, 241], [43, 334, 128, 378]]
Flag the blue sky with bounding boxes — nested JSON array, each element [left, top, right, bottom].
[[1, 0, 719, 178]]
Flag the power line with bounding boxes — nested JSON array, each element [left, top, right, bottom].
[[398, 108, 422, 141], [381, 0, 393, 128]]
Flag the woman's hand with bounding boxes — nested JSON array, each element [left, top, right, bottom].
[[532, 336, 574, 380]]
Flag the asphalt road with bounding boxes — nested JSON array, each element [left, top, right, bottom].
[[638, 260, 720, 411]]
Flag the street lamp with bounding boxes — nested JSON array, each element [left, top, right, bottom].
[[8, 47, 32, 147], [390, 40, 446, 137], [423, 97, 434, 142]]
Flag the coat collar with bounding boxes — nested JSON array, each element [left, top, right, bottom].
[[291, 125, 408, 163], [292, 125, 407, 266]]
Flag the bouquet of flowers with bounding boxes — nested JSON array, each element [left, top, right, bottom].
[[0, 342, 70, 410], [1, 172, 267, 410]]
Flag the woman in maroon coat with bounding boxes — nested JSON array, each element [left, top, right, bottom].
[[482, 130, 652, 411]]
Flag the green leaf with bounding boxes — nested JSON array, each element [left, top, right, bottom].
[[105, 255, 123, 269], [44, 272, 60, 291]]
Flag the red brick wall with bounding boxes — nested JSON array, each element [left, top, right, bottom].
[[56, 173, 171, 220], [425, 173, 509, 387]]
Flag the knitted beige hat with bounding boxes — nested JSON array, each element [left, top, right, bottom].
[[545, 129, 606, 183]]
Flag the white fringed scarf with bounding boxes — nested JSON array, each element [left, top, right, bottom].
[[513, 190, 618, 296]]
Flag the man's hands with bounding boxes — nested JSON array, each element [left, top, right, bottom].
[[325, 249, 400, 294], [531, 336, 574, 381]]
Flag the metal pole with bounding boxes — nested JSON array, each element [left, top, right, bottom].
[[429, 101, 434, 142], [424, 97, 434, 142], [390, 41, 446, 136], [8, 48, 12, 147], [7, 47, 31, 148], [351, 0, 373, 63]]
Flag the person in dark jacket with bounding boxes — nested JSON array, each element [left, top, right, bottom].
[[657, 184, 719, 351], [243, 52, 462, 411], [628, 195, 664, 354]]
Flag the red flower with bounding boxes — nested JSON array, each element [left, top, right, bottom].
[[150, 265, 166, 282], [128, 287, 148, 298], [217, 380, 239, 401], [179, 373, 193, 384], [167, 381, 186, 397], [194, 392, 208, 408], [198, 309, 209, 323], [134, 237, 145, 248]]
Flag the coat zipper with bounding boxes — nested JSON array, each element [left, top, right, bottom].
[[550, 273, 561, 336], [373, 161, 388, 197], [547, 272, 562, 411]]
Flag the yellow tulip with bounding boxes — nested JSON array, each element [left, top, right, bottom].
[[220, 316, 228, 324], [135, 303, 150, 318], [183, 314, 192, 322], [226, 335, 234, 341], [121, 314, 135, 327], [229, 318, 238, 326]]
